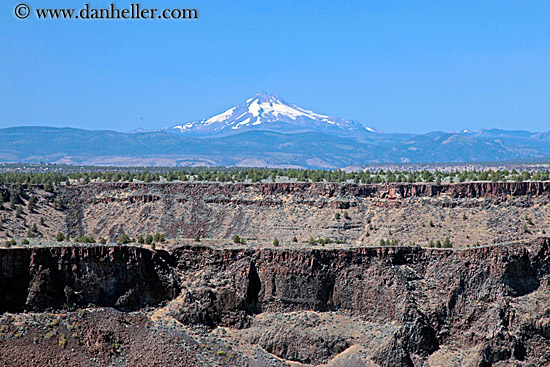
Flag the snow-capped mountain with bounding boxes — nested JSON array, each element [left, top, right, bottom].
[[166, 92, 378, 137]]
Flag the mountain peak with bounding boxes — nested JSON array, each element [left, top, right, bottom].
[[168, 94, 378, 136], [253, 91, 279, 99]]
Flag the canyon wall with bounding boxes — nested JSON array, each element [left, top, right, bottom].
[[0, 245, 179, 312], [2, 181, 550, 245], [1, 239, 549, 365], [169, 239, 550, 364], [59, 181, 550, 246]]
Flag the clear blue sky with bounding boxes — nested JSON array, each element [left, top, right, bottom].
[[1, 0, 549, 133]]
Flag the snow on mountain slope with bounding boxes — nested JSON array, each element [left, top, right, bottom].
[[167, 92, 378, 136]]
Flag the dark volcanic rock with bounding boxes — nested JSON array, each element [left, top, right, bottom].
[[372, 335, 413, 367], [1, 239, 550, 365], [0, 246, 179, 312], [169, 239, 550, 365]]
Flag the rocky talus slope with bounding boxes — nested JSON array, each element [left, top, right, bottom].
[[1, 239, 550, 366]]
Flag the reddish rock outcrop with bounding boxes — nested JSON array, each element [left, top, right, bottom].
[[65, 181, 550, 202]]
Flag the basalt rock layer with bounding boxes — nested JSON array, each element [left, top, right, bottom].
[[167, 238, 550, 365], [2, 240, 549, 366], [0, 246, 179, 313]]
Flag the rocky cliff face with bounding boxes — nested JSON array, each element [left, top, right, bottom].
[[0, 246, 179, 312], [1, 240, 549, 366], [68, 180, 550, 202], [165, 238, 550, 365]]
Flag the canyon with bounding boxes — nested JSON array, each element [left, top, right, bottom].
[[0, 240, 549, 366], [0, 181, 549, 366]]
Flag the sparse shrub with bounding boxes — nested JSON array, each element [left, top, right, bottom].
[[58, 334, 67, 348], [99, 237, 107, 244], [118, 234, 131, 244], [145, 234, 153, 244], [428, 240, 435, 248], [75, 235, 95, 244], [56, 232, 65, 242], [67, 322, 80, 331], [154, 232, 165, 243], [45, 180, 54, 192], [4, 239, 16, 247], [27, 196, 36, 212], [194, 235, 200, 242], [308, 236, 316, 245], [138, 235, 144, 244], [21, 238, 29, 245]]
